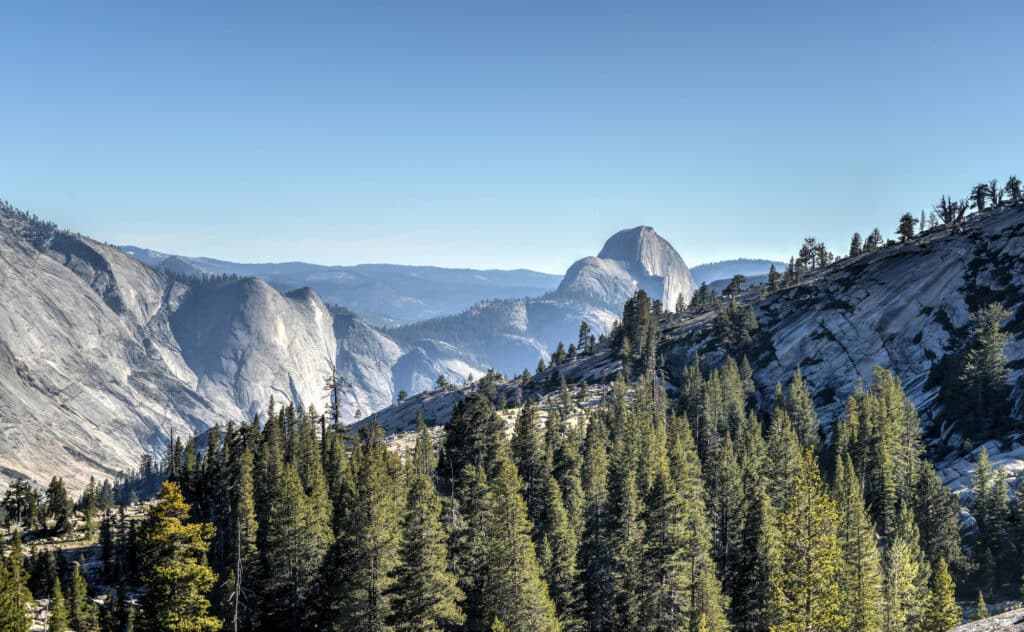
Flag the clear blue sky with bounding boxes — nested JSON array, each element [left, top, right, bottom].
[[2, 1, 1022, 274]]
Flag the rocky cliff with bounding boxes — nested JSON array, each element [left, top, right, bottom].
[[2, 202, 682, 488], [556, 225, 697, 311]]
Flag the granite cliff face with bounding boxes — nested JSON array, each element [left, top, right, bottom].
[[0, 205, 377, 488], [557, 226, 697, 311]]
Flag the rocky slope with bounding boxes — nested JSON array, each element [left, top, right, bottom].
[[373, 204, 1024, 503], [953, 608, 1024, 631]]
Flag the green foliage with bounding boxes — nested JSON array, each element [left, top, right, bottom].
[[49, 576, 68, 632], [943, 303, 1013, 438], [328, 426, 403, 631], [391, 469, 465, 632], [478, 453, 562, 632], [972, 447, 1014, 595], [733, 484, 784, 631], [440, 394, 506, 495], [136, 482, 220, 632], [775, 448, 846, 632], [0, 535, 31, 632], [834, 456, 884, 632], [713, 299, 759, 356], [882, 506, 929, 632], [920, 559, 960, 632], [511, 400, 548, 527]]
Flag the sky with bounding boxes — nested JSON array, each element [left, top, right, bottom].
[[2, 1, 1022, 274]]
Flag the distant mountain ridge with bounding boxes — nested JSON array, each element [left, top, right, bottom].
[[690, 258, 787, 286], [118, 245, 562, 327]]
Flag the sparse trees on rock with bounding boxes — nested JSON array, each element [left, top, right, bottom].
[[897, 213, 917, 242]]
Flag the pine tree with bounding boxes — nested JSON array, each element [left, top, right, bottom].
[[226, 449, 259, 632], [733, 483, 784, 631], [440, 394, 505, 496], [511, 400, 548, 527], [5, 532, 31, 632], [667, 428, 730, 630], [391, 468, 465, 632], [0, 542, 31, 632], [329, 427, 403, 631], [551, 427, 585, 540], [535, 475, 582, 629], [956, 303, 1013, 437], [411, 412, 437, 478], [786, 368, 819, 449], [45, 477, 73, 535], [913, 462, 964, 573], [975, 591, 988, 619], [580, 415, 614, 630], [883, 505, 929, 632], [705, 436, 744, 599], [972, 447, 1012, 594], [478, 452, 561, 632], [765, 407, 800, 513], [849, 232, 863, 257], [897, 212, 917, 242], [49, 576, 68, 632], [920, 558, 960, 632], [776, 448, 846, 632], [68, 559, 98, 632], [262, 461, 330, 627], [137, 482, 220, 632], [834, 456, 884, 632], [608, 464, 644, 630]]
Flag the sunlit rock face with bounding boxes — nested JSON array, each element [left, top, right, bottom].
[[557, 226, 697, 311]]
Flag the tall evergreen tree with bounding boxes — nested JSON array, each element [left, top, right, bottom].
[[972, 447, 1013, 595], [776, 448, 846, 632], [535, 474, 582, 629], [580, 415, 614, 631], [511, 400, 548, 528], [919, 558, 960, 632], [478, 452, 561, 632], [733, 484, 784, 632], [67, 561, 98, 632], [226, 448, 259, 632], [705, 436, 744, 599], [136, 482, 220, 632], [329, 427, 403, 631], [955, 303, 1013, 437], [883, 505, 929, 632], [391, 468, 465, 632], [49, 576, 68, 632], [834, 456, 884, 632], [0, 539, 31, 632], [786, 368, 819, 449]]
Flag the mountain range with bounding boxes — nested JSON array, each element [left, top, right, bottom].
[[117, 245, 563, 327], [0, 202, 701, 487], [17, 194, 1019, 498]]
